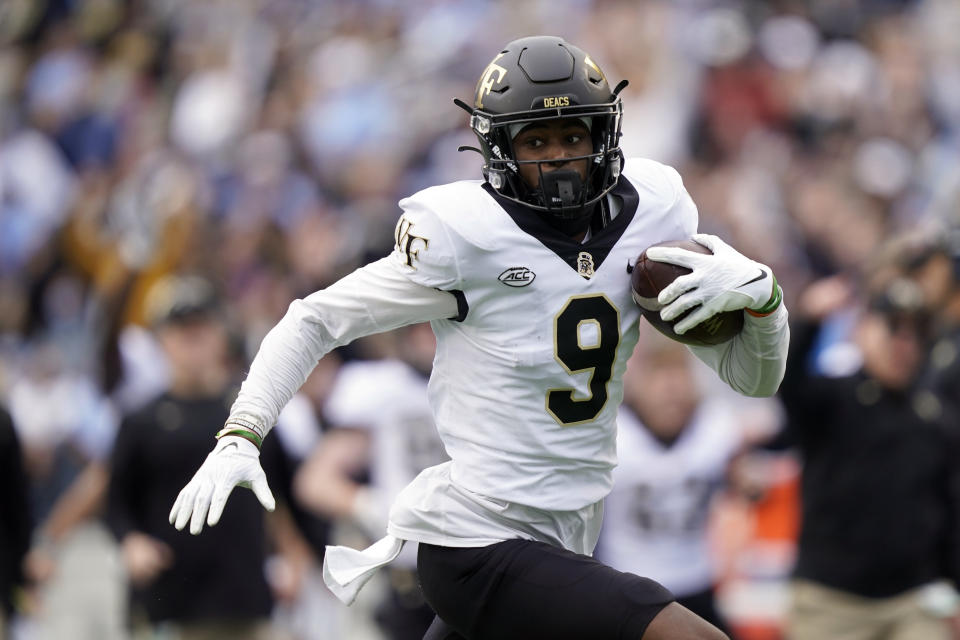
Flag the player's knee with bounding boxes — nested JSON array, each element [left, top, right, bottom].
[[422, 615, 466, 640], [697, 628, 729, 640], [641, 602, 729, 640]]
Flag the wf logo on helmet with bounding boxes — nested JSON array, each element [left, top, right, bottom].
[[476, 53, 507, 109]]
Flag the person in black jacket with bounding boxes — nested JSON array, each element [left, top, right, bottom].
[[0, 406, 30, 635], [779, 275, 960, 640], [106, 277, 282, 639]]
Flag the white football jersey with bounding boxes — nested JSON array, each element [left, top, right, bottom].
[[226, 157, 789, 602], [598, 401, 742, 596], [388, 158, 696, 512]]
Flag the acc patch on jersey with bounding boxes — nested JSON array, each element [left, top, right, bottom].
[[498, 267, 536, 287]]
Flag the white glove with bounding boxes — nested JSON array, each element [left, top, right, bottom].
[[645, 233, 778, 335], [169, 436, 276, 535]]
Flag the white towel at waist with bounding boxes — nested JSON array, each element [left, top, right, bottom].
[[322, 535, 405, 605]]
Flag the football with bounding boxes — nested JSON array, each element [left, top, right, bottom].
[[631, 239, 744, 346]]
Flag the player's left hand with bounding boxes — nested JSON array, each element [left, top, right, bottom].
[[169, 436, 276, 535], [646, 233, 776, 335]]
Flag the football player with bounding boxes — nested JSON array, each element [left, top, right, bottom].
[[169, 36, 789, 640]]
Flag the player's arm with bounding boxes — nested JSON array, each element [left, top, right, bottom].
[[687, 304, 789, 398], [170, 198, 460, 535], [230, 256, 458, 438], [169, 257, 459, 535]]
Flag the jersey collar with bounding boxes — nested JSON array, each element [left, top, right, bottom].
[[482, 177, 640, 277]]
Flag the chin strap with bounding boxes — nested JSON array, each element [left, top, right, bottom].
[[541, 169, 583, 210]]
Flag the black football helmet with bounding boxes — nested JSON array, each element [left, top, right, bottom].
[[458, 36, 628, 221]]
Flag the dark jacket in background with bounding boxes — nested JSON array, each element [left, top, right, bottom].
[[0, 407, 30, 615], [107, 391, 276, 624], [924, 325, 960, 406], [778, 320, 960, 598]]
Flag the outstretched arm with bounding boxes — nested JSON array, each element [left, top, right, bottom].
[[169, 257, 458, 534], [228, 256, 458, 439]]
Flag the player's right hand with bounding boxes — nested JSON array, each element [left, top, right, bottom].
[[169, 436, 276, 535]]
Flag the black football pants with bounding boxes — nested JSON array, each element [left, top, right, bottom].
[[417, 538, 675, 640]]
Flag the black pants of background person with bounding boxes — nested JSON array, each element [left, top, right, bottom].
[[376, 567, 436, 640], [417, 539, 675, 640]]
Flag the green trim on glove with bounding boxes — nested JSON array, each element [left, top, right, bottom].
[[215, 427, 263, 449], [747, 273, 782, 316]]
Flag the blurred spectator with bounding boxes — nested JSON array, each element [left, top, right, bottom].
[[915, 235, 960, 405], [778, 276, 960, 640], [295, 323, 446, 640], [598, 328, 764, 636], [262, 369, 343, 640], [0, 405, 30, 636], [266, 352, 349, 640], [10, 338, 126, 640], [106, 277, 279, 638]]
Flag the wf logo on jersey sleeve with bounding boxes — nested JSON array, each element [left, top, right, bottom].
[[394, 216, 429, 269]]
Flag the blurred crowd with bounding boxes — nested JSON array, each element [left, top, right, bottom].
[[4, 0, 960, 638]]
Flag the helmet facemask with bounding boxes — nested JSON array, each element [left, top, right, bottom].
[[472, 102, 625, 221], [455, 36, 628, 228]]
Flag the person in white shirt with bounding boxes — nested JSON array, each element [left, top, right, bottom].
[[599, 329, 752, 636], [168, 36, 789, 640], [294, 323, 446, 639]]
